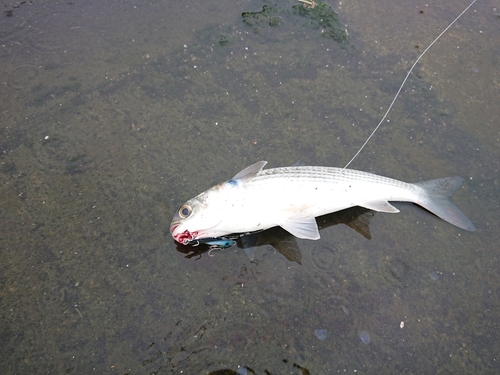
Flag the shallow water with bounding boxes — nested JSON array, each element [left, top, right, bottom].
[[1, 0, 499, 374]]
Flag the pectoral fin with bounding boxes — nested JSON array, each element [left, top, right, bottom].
[[280, 217, 320, 240], [360, 200, 400, 213]]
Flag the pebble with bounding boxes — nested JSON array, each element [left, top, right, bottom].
[[357, 330, 371, 345], [315, 329, 327, 341]]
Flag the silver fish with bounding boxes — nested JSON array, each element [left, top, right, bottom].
[[170, 161, 475, 244]]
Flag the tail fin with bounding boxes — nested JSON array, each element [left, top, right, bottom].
[[413, 177, 476, 231]]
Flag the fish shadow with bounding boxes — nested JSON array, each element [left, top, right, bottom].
[[174, 207, 375, 264]]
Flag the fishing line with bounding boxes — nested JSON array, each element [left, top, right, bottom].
[[342, 0, 477, 170]]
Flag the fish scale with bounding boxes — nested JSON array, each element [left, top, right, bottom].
[[254, 166, 414, 189]]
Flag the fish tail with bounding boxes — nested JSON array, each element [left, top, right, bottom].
[[413, 177, 476, 231]]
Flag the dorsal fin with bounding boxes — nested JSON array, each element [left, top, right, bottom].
[[231, 161, 267, 181]]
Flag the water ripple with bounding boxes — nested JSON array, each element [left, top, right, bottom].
[[309, 243, 337, 273], [6, 64, 39, 90], [0, 1, 77, 57]]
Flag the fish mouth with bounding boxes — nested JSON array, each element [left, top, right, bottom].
[[170, 222, 197, 244], [175, 230, 198, 245], [169, 222, 180, 235], [170, 219, 224, 245]]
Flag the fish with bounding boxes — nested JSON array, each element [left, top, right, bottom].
[[170, 161, 476, 245]]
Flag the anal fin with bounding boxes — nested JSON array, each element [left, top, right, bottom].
[[360, 200, 400, 213]]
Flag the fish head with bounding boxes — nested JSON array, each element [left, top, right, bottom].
[[169, 182, 233, 244], [170, 161, 269, 245]]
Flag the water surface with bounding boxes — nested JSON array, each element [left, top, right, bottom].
[[1, 0, 499, 373]]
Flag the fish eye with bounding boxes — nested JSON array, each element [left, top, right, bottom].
[[178, 204, 192, 219]]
